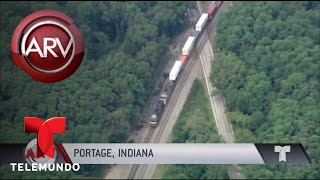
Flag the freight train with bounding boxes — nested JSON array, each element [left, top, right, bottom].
[[149, 1, 222, 127]]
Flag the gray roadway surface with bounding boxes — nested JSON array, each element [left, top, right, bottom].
[[105, 1, 245, 179]]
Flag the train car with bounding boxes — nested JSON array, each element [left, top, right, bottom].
[[159, 81, 174, 105], [193, 31, 200, 42], [149, 81, 174, 126], [149, 2, 226, 127], [182, 36, 195, 56], [180, 55, 188, 64], [207, 1, 221, 19], [216, 1, 222, 7], [196, 13, 209, 32], [169, 60, 182, 81], [149, 100, 165, 126]]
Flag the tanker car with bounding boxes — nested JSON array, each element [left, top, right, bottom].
[[149, 1, 222, 126]]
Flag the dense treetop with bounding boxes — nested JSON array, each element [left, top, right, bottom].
[[211, 1, 319, 179], [0, 0, 192, 143], [0, 1, 192, 178]]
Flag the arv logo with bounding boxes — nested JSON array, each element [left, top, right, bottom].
[[24, 37, 73, 58], [11, 9, 84, 83]]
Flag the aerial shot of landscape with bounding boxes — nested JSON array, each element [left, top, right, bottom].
[[0, 1, 319, 179]]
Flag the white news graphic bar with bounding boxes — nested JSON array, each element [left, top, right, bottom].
[[62, 143, 265, 164]]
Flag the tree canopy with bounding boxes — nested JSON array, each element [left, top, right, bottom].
[[0, 1, 192, 178], [211, 1, 319, 179]]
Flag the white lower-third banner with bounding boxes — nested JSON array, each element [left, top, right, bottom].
[[55, 143, 311, 165]]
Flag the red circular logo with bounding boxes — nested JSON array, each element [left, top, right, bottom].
[[11, 9, 84, 83]]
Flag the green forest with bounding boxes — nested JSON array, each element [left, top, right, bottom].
[[0, 1, 192, 178], [161, 80, 229, 179], [211, 1, 319, 179]]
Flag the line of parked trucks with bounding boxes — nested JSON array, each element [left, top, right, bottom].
[[149, 1, 222, 126]]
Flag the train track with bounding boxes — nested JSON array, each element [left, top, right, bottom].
[[127, 3, 226, 179], [129, 49, 198, 180], [127, 128, 154, 179], [127, 26, 212, 180]]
